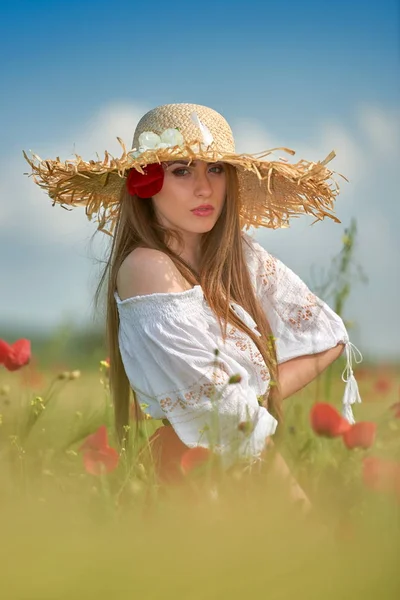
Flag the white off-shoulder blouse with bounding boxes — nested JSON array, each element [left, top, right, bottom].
[[115, 232, 362, 465]]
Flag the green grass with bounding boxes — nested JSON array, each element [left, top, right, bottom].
[[0, 359, 399, 599]]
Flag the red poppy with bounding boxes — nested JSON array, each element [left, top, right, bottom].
[[126, 163, 164, 198], [180, 447, 211, 475], [78, 425, 119, 475], [0, 338, 31, 371], [373, 377, 392, 395], [82, 447, 119, 475], [310, 403, 352, 438], [78, 424, 109, 452], [362, 456, 400, 498], [342, 422, 376, 449]]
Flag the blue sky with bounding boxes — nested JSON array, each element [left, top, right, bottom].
[[2, 0, 398, 148], [0, 0, 399, 359]]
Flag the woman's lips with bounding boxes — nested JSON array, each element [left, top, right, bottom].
[[191, 207, 215, 216]]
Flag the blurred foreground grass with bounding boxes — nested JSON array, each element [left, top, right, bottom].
[[0, 357, 399, 599], [0, 477, 399, 600]]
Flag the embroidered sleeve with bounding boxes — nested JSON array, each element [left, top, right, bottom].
[[117, 304, 277, 467], [243, 233, 349, 361], [243, 233, 363, 423]]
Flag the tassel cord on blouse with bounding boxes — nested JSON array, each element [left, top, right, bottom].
[[341, 341, 363, 424]]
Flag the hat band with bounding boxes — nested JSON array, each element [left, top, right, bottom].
[[130, 112, 216, 161]]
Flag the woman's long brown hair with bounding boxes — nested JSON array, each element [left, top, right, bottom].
[[94, 164, 282, 448]]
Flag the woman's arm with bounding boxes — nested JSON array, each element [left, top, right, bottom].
[[266, 342, 345, 402]]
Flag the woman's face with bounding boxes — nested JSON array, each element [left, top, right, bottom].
[[151, 160, 226, 233]]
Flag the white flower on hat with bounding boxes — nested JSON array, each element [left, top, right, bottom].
[[160, 128, 184, 147], [128, 127, 186, 161], [138, 131, 161, 149], [153, 142, 169, 150]]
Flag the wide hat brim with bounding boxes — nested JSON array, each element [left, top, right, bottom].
[[23, 138, 346, 236]]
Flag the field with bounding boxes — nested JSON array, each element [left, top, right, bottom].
[[0, 341, 399, 599]]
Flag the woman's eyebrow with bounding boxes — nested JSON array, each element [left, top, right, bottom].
[[166, 160, 222, 167], [166, 160, 192, 167]]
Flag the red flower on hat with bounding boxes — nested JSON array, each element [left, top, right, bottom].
[[78, 425, 119, 475], [310, 403, 352, 438], [126, 163, 164, 198], [0, 338, 31, 371], [342, 421, 377, 449]]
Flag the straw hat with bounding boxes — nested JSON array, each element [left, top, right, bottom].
[[23, 102, 346, 235]]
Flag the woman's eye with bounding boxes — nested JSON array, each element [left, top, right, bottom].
[[209, 165, 224, 174], [172, 168, 190, 176], [171, 165, 224, 176]]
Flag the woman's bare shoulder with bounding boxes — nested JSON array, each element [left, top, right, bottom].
[[116, 248, 192, 300]]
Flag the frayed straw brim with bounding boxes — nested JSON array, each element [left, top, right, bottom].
[[23, 138, 347, 236]]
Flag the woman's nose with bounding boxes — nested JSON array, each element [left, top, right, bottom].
[[193, 170, 213, 197]]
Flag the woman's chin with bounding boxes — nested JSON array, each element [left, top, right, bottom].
[[188, 216, 219, 232], [192, 223, 216, 233]]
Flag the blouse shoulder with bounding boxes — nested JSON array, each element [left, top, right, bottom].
[[114, 285, 205, 321]]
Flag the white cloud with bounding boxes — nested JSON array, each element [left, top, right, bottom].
[[357, 104, 400, 155]]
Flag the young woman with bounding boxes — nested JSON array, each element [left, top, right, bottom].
[[24, 102, 362, 485]]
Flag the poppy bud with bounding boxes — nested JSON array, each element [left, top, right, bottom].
[[238, 421, 254, 435]]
